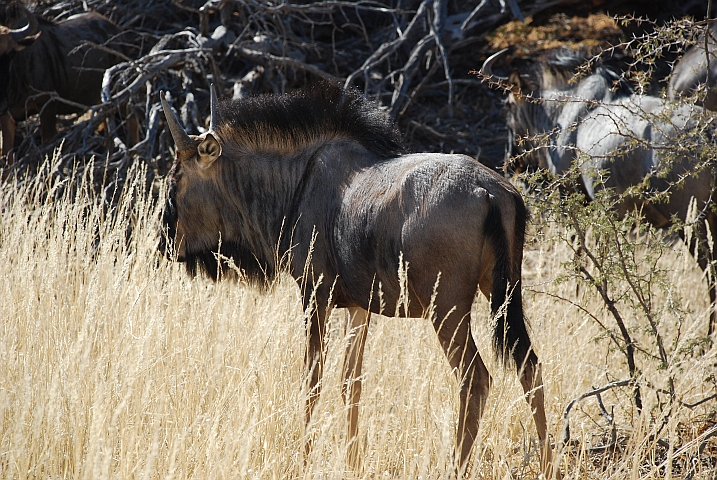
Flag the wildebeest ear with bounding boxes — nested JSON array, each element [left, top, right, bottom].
[[197, 132, 222, 169]]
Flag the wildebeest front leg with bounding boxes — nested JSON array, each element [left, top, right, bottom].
[[688, 210, 717, 339], [303, 302, 327, 460], [342, 306, 371, 469], [519, 357, 560, 479], [704, 212, 717, 338], [40, 102, 58, 144], [0, 113, 15, 166], [709, 284, 716, 338], [434, 310, 491, 476]]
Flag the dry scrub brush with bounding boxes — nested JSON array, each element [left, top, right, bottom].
[[481, 18, 717, 474], [5, 0, 582, 185]]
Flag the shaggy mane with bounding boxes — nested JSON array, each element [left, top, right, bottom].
[[214, 82, 406, 158]]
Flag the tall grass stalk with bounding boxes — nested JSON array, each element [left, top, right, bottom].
[[0, 157, 714, 478]]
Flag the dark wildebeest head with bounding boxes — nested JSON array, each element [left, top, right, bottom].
[[483, 48, 717, 338], [159, 83, 559, 477], [0, 2, 39, 114], [669, 23, 717, 111], [158, 84, 409, 283], [0, 1, 123, 161]]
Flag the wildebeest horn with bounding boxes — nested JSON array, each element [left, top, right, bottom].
[[481, 48, 510, 82], [161, 91, 194, 151], [209, 84, 219, 131], [10, 2, 39, 42]]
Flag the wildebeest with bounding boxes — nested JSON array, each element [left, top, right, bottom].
[[0, 2, 124, 163], [670, 23, 717, 111], [159, 83, 558, 477], [482, 48, 717, 337]]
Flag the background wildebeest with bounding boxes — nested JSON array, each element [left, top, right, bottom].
[[483, 48, 717, 338], [0, 1, 125, 163], [670, 23, 717, 111], [159, 83, 558, 477]]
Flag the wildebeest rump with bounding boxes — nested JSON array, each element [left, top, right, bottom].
[[159, 83, 558, 476], [483, 48, 717, 337], [0, 1, 124, 162], [670, 23, 717, 111]]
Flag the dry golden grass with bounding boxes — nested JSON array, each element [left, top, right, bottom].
[[0, 163, 715, 479]]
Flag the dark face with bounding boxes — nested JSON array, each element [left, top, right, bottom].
[[0, 10, 42, 115], [504, 123, 522, 173], [0, 32, 17, 115], [158, 131, 225, 263], [504, 93, 548, 175]]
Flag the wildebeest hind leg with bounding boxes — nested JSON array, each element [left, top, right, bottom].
[[119, 101, 140, 147], [303, 303, 328, 461], [708, 273, 716, 339], [433, 308, 491, 476], [342, 306, 371, 470], [519, 354, 560, 479]]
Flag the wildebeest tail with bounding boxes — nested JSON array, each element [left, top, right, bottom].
[[485, 193, 536, 371]]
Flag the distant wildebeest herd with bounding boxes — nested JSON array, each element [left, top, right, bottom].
[[482, 47, 717, 337], [3, 0, 717, 475], [669, 23, 717, 110]]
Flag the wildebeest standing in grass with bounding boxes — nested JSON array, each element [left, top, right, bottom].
[[159, 83, 558, 477], [483, 48, 717, 337], [0, 1, 125, 163], [670, 23, 717, 111]]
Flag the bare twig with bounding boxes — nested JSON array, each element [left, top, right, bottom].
[[560, 379, 635, 446]]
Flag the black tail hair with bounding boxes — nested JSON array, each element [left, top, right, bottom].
[[484, 193, 536, 371]]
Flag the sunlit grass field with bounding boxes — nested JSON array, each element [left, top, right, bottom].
[[1, 164, 715, 479]]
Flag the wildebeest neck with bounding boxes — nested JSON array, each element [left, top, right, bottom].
[[161, 82, 407, 285], [163, 138, 342, 284], [0, 54, 12, 114]]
